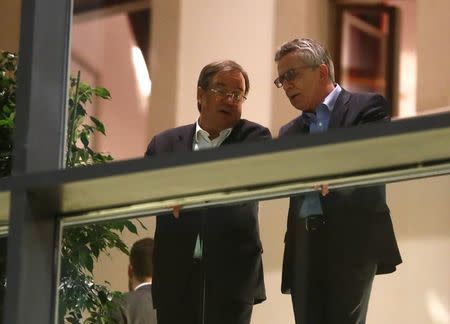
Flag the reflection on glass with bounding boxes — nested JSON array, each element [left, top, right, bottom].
[[255, 175, 450, 323], [53, 174, 450, 324]]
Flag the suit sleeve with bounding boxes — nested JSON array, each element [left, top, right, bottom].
[[252, 126, 272, 140], [351, 93, 391, 213], [144, 136, 157, 157], [109, 296, 126, 324], [278, 124, 289, 137], [356, 94, 390, 125], [245, 125, 272, 141]]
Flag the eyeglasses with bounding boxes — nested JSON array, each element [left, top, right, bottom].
[[274, 65, 315, 88], [209, 88, 247, 103]]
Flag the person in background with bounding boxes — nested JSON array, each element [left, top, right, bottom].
[[111, 237, 157, 324]]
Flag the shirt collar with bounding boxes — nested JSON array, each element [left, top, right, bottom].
[[302, 84, 342, 123], [134, 282, 151, 291], [322, 83, 342, 112], [195, 120, 232, 142]]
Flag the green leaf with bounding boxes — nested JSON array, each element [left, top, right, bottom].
[[79, 247, 94, 273], [83, 124, 95, 134], [124, 222, 138, 234], [90, 116, 106, 135], [136, 219, 148, 230], [75, 103, 86, 117], [80, 131, 89, 147], [94, 87, 111, 99]]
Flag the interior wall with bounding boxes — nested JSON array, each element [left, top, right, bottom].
[[147, 0, 180, 138], [380, 176, 450, 324], [271, 0, 331, 135], [175, 0, 276, 128], [387, 0, 417, 117], [71, 14, 150, 160], [416, 0, 450, 111]]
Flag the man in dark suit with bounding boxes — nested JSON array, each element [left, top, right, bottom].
[[145, 60, 270, 324], [111, 237, 157, 324], [274, 38, 402, 324]]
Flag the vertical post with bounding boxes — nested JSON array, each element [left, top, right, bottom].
[[3, 0, 72, 323]]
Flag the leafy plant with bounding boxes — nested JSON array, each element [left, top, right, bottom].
[[0, 50, 143, 323], [66, 72, 113, 167], [0, 51, 16, 178], [59, 219, 144, 324]]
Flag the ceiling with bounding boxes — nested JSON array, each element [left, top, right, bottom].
[[73, 0, 150, 15]]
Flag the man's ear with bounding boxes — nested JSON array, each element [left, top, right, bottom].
[[197, 86, 205, 112], [197, 86, 205, 103], [128, 264, 133, 279], [319, 64, 328, 81]]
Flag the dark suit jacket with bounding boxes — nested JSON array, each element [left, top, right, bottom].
[[279, 89, 402, 294], [111, 284, 157, 324], [145, 119, 270, 309]]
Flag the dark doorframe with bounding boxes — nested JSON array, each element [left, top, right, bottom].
[[334, 4, 398, 116]]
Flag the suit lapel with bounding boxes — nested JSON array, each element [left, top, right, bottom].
[[328, 88, 351, 129], [282, 116, 309, 136], [173, 123, 196, 152], [222, 119, 245, 145], [295, 116, 310, 135]]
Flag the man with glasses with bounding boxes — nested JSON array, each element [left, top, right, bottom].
[[145, 60, 270, 324], [274, 38, 402, 324]]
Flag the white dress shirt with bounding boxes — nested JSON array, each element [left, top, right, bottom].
[[191, 121, 232, 258]]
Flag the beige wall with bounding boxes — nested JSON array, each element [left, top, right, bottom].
[[416, 0, 450, 111], [271, 0, 332, 134], [71, 14, 150, 160], [147, 0, 181, 138], [388, 0, 417, 117], [380, 176, 450, 324], [148, 0, 277, 134]]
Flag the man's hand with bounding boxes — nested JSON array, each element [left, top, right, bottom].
[[314, 184, 329, 196]]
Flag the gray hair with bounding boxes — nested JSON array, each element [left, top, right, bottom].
[[274, 38, 335, 83]]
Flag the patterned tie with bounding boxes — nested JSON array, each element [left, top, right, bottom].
[[298, 104, 329, 218]]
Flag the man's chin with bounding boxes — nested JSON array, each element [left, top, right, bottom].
[[291, 102, 305, 111], [290, 97, 303, 110], [221, 122, 238, 130], [292, 102, 313, 113], [220, 117, 240, 128]]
